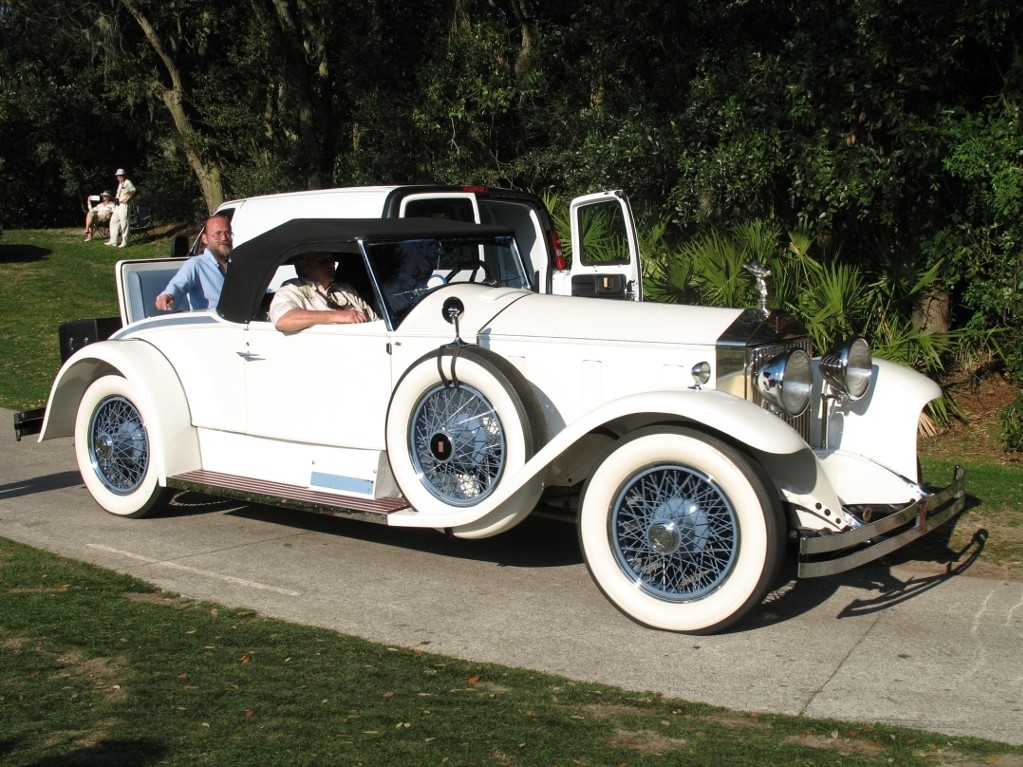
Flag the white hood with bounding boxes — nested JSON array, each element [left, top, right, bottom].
[[482, 292, 745, 348]]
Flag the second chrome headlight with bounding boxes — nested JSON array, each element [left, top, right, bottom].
[[820, 336, 873, 400]]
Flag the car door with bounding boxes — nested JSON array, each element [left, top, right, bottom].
[[116, 258, 248, 432], [566, 191, 643, 301], [241, 319, 393, 450]]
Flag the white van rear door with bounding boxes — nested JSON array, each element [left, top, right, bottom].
[[566, 191, 642, 301]]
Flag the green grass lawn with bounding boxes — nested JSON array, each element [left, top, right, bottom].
[[2, 227, 1022, 764], [0, 227, 173, 409], [3, 538, 1020, 766]]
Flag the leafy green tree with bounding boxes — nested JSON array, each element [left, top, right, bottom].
[[1, 0, 1020, 409], [930, 98, 1023, 380], [0, 0, 145, 225]]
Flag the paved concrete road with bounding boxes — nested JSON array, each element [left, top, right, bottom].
[[2, 409, 1021, 745]]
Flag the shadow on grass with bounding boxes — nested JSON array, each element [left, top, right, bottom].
[[6, 737, 165, 766], [0, 243, 50, 263]]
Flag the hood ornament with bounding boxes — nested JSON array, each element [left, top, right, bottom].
[[743, 261, 772, 319]]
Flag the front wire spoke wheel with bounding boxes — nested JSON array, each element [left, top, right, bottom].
[[612, 465, 738, 601], [579, 427, 784, 634]]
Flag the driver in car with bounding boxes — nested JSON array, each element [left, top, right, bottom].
[[268, 252, 377, 332], [379, 242, 435, 313]]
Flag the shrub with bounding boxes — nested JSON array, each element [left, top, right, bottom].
[[1001, 391, 1023, 453]]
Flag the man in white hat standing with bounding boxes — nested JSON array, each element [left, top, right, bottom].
[[106, 168, 137, 248]]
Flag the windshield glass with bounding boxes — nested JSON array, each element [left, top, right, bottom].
[[364, 235, 530, 324]]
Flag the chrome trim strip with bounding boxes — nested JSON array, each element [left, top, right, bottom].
[[797, 465, 966, 578]]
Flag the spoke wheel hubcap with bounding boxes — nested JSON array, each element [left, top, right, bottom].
[[610, 465, 738, 602], [410, 383, 506, 505], [88, 395, 149, 495]]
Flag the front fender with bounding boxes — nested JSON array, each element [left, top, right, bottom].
[[388, 388, 808, 534], [40, 339, 200, 481], [813, 357, 940, 479]]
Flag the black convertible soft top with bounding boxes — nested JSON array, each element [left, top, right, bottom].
[[217, 217, 515, 323]]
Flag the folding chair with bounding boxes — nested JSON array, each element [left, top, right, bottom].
[[82, 194, 114, 240], [128, 205, 155, 243]]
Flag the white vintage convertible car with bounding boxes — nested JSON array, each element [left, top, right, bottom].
[[28, 217, 965, 633]]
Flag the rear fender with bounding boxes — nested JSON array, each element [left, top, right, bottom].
[[40, 340, 200, 481]]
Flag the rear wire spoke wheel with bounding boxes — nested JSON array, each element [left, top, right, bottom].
[[579, 426, 784, 634], [74, 375, 168, 517]]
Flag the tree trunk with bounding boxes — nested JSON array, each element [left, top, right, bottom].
[[119, 0, 225, 213], [913, 287, 952, 334], [506, 0, 539, 81], [260, 0, 328, 189]]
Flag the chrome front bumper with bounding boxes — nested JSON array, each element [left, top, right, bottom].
[[798, 465, 967, 578]]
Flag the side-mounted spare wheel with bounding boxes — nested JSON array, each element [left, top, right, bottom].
[[578, 426, 785, 634], [74, 375, 170, 517], [386, 345, 547, 515]]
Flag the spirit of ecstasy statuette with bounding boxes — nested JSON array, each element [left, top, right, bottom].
[[743, 261, 771, 319]]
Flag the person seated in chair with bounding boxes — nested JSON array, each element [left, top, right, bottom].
[[269, 252, 377, 332], [83, 191, 115, 241]]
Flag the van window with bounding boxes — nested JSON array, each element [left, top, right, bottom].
[[478, 199, 541, 284], [576, 199, 631, 266], [403, 198, 475, 222]]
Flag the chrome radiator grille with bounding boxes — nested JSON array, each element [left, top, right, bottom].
[[748, 337, 814, 442]]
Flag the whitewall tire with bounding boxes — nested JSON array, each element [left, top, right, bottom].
[[386, 346, 546, 512], [74, 375, 169, 517], [578, 426, 784, 633]]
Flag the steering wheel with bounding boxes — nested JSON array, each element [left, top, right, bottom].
[[444, 260, 490, 284]]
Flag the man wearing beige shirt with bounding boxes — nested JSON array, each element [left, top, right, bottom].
[[105, 167, 137, 248], [268, 252, 377, 332]]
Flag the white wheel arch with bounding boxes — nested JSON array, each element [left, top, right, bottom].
[[578, 426, 785, 633], [40, 341, 200, 481]]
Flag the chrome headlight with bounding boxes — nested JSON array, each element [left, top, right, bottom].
[[691, 361, 711, 388], [755, 349, 812, 417], [820, 336, 872, 400]]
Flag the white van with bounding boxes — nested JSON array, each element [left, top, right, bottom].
[[193, 185, 643, 302]]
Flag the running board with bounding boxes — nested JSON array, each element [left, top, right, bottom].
[[167, 469, 409, 524]]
